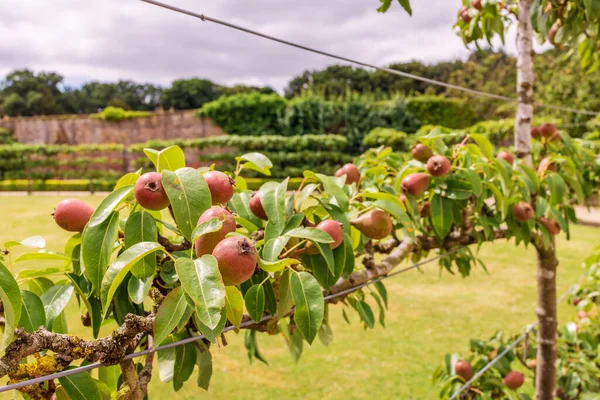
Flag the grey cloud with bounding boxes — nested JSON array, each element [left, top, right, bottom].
[[0, 0, 521, 91]]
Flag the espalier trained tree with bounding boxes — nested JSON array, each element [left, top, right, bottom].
[[0, 123, 596, 399]]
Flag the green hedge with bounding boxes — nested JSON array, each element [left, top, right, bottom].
[[362, 128, 410, 151], [129, 134, 347, 153], [405, 96, 476, 129], [90, 107, 152, 121], [130, 135, 350, 179], [0, 177, 304, 192], [196, 93, 287, 136], [196, 93, 422, 152]]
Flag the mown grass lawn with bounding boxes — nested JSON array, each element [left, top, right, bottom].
[[0, 194, 597, 399]]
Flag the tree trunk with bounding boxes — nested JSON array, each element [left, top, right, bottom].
[[535, 240, 558, 400], [514, 0, 535, 161]]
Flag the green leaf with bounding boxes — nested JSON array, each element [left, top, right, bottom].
[[290, 271, 324, 344], [88, 185, 134, 228], [28, 277, 54, 297], [245, 284, 265, 322], [196, 343, 213, 390], [228, 191, 262, 227], [174, 342, 196, 391], [175, 256, 225, 329], [297, 183, 318, 208], [277, 268, 294, 318], [114, 171, 140, 192], [343, 233, 355, 277], [127, 276, 153, 304], [41, 284, 74, 331], [98, 365, 120, 398], [284, 227, 334, 243], [193, 308, 227, 343], [225, 286, 243, 329], [262, 237, 290, 262], [191, 217, 224, 242], [19, 290, 45, 333], [544, 172, 566, 205], [465, 168, 482, 197], [236, 152, 273, 176], [5, 236, 45, 249], [58, 368, 103, 400], [143, 148, 159, 167], [397, 0, 412, 15], [372, 199, 414, 239], [518, 163, 539, 193], [257, 257, 299, 273], [100, 242, 163, 316], [82, 211, 120, 295], [259, 179, 288, 234], [431, 194, 453, 240], [14, 250, 72, 263], [355, 300, 375, 329], [154, 287, 189, 348], [304, 171, 349, 212], [157, 336, 177, 382], [470, 133, 494, 160], [281, 318, 304, 362], [156, 145, 186, 173], [162, 168, 212, 241], [124, 211, 158, 279], [18, 267, 67, 279], [66, 274, 102, 338]]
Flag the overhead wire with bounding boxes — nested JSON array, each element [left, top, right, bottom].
[[140, 0, 598, 116]]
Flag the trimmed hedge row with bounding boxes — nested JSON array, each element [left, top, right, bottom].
[[196, 93, 423, 150], [129, 135, 351, 179], [0, 177, 304, 193], [128, 134, 347, 152]]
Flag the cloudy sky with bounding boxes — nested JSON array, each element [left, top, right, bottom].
[[0, 0, 525, 91]]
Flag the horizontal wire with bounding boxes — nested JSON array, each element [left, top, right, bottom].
[[0, 244, 464, 393], [140, 0, 598, 116], [449, 269, 589, 400]]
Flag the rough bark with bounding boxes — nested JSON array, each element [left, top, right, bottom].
[[534, 239, 559, 400], [514, 0, 535, 161]]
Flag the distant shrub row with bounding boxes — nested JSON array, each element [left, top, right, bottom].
[[196, 93, 477, 151]]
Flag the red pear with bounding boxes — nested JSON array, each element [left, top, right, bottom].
[[194, 207, 236, 257], [134, 172, 170, 211], [503, 371, 524, 390], [203, 171, 234, 205], [455, 360, 473, 381], [539, 123, 557, 139], [537, 157, 557, 175], [427, 156, 451, 177], [497, 151, 514, 164], [212, 236, 257, 286], [512, 202, 534, 222], [350, 209, 393, 240], [249, 193, 268, 220], [335, 163, 360, 185], [538, 217, 560, 236], [53, 199, 95, 232], [305, 220, 344, 255], [411, 143, 433, 163], [402, 173, 431, 196]]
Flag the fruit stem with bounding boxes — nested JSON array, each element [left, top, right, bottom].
[[280, 239, 308, 258], [234, 159, 242, 176], [355, 205, 375, 217], [294, 177, 308, 210]]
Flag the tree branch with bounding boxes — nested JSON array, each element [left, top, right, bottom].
[[0, 314, 154, 379]]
